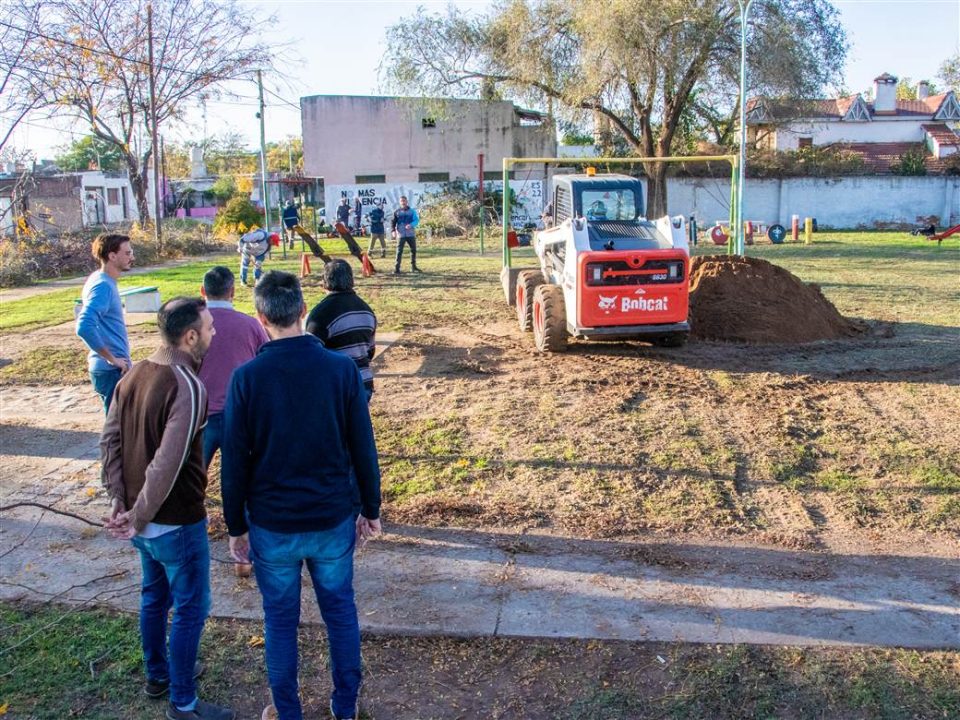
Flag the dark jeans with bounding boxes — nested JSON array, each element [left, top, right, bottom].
[[394, 235, 417, 270], [90, 367, 122, 414], [249, 515, 361, 720], [202, 412, 223, 468], [131, 519, 211, 708]]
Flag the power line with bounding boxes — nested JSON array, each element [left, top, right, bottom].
[[263, 86, 301, 111]]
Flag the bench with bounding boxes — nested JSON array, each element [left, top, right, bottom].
[[73, 286, 162, 318]]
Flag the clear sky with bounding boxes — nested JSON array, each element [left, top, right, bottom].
[[7, 0, 959, 159]]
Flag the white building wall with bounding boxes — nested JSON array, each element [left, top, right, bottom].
[[666, 176, 959, 229], [301, 96, 556, 185], [79, 171, 155, 225], [326, 178, 546, 229], [773, 119, 927, 151]]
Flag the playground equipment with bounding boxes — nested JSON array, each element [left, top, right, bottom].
[[913, 223, 960, 246], [288, 223, 376, 275]]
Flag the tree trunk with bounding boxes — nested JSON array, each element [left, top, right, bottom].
[[124, 154, 150, 224], [646, 163, 668, 219]]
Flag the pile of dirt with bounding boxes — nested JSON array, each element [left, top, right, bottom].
[[688, 255, 863, 344]]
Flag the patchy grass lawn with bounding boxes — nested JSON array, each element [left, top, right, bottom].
[[2, 232, 958, 547], [1, 602, 958, 720]]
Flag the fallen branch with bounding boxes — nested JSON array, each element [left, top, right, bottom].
[[0, 502, 104, 527]]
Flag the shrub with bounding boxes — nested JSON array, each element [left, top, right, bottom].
[[890, 148, 928, 176], [213, 197, 263, 237], [0, 221, 232, 288]]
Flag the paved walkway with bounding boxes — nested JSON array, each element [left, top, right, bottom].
[[1, 504, 958, 648], [0, 254, 229, 303]]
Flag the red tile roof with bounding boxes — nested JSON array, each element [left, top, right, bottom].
[[829, 142, 946, 173], [749, 92, 952, 122], [921, 123, 960, 146]]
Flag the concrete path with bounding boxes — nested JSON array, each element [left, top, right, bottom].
[[1, 505, 957, 649], [0, 254, 229, 303]]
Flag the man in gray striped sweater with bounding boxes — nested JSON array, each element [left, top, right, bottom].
[[100, 297, 234, 720], [305, 260, 377, 402]]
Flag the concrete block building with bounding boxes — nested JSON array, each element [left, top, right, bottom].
[[301, 95, 556, 185]]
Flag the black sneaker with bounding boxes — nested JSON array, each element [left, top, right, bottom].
[[145, 662, 206, 699], [412, 266, 423, 273], [166, 699, 235, 720], [393, 269, 401, 275]]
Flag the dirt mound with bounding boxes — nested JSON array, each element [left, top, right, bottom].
[[689, 255, 863, 344]]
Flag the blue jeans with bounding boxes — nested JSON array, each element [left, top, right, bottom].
[[249, 515, 361, 720], [90, 367, 122, 414], [240, 251, 267, 285], [202, 413, 223, 468], [131, 519, 211, 708]]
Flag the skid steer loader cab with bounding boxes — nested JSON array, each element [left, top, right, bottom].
[[520, 173, 690, 350]]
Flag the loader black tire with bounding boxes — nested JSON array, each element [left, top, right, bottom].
[[532, 284, 567, 352], [516, 270, 545, 332]]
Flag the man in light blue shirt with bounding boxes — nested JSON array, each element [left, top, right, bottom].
[[76, 233, 135, 412]]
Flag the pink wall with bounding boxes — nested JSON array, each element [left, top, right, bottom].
[[176, 207, 217, 219]]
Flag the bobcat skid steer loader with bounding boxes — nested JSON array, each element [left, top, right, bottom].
[[509, 170, 691, 352]]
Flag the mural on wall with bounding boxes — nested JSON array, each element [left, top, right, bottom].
[[325, 180, 545, 229]]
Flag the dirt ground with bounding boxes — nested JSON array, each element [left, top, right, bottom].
[[4, 305, 956, 562]]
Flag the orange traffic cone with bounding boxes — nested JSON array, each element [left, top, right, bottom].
[[300, 253, 311, 278], [361, 252, 375, 277]]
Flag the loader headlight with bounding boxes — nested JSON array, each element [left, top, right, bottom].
[[586, 263, 604, 285], [668, 262, 680, 279]]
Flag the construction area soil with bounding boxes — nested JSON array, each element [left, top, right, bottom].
[[688, 255, 864, 344], [1, 255, 958, 561]]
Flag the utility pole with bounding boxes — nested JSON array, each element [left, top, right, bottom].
[[147, 2, 162, 251], [256, 70, 273, 247]]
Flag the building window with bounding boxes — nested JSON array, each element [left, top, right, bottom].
[[418, 172, 450, 183], [421, 118, 436, 128], [355, 175, 386, 184], [107, 188, 120, 205], [798, 137, 813, 149], [482, 171, 514, 181]]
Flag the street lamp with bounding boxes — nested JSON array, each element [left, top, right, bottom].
[[736, 0, 754, 256]]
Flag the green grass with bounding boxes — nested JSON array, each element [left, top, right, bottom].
[[2, 603, 958, 719], [1, 231, 956, 335], [0, 346, 154, 385]]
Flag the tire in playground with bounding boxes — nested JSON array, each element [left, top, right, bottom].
[[710, 225, 728, 245], [768, 224, 786, 244]]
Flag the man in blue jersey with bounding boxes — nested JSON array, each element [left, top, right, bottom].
[[390, 195, 421, 274], [76, 233, 135, 413]]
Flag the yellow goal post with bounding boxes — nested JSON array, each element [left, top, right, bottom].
[[499, 154, 739, 268]]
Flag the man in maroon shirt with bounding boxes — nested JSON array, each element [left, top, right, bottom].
[[198, 266, 269, 467]]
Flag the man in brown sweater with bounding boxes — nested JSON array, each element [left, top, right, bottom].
[[101, 297, 234, 720]]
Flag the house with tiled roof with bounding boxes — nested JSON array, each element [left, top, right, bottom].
[[747, 73, 960, 173]]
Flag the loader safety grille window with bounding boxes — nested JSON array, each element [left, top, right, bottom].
[[584, 260, 685, 286], [555, 186, 572, 223]]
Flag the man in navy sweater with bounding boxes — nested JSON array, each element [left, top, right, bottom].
[[221, 271, 381, 720]]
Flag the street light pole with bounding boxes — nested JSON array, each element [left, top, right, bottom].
[[736, 0, 754, 256]]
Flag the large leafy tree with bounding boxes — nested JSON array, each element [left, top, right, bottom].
[[54, 135, 124, 171], [8, 0, 270, 223], [939, 54, 960, 94], [383, 0, 847, 216]]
